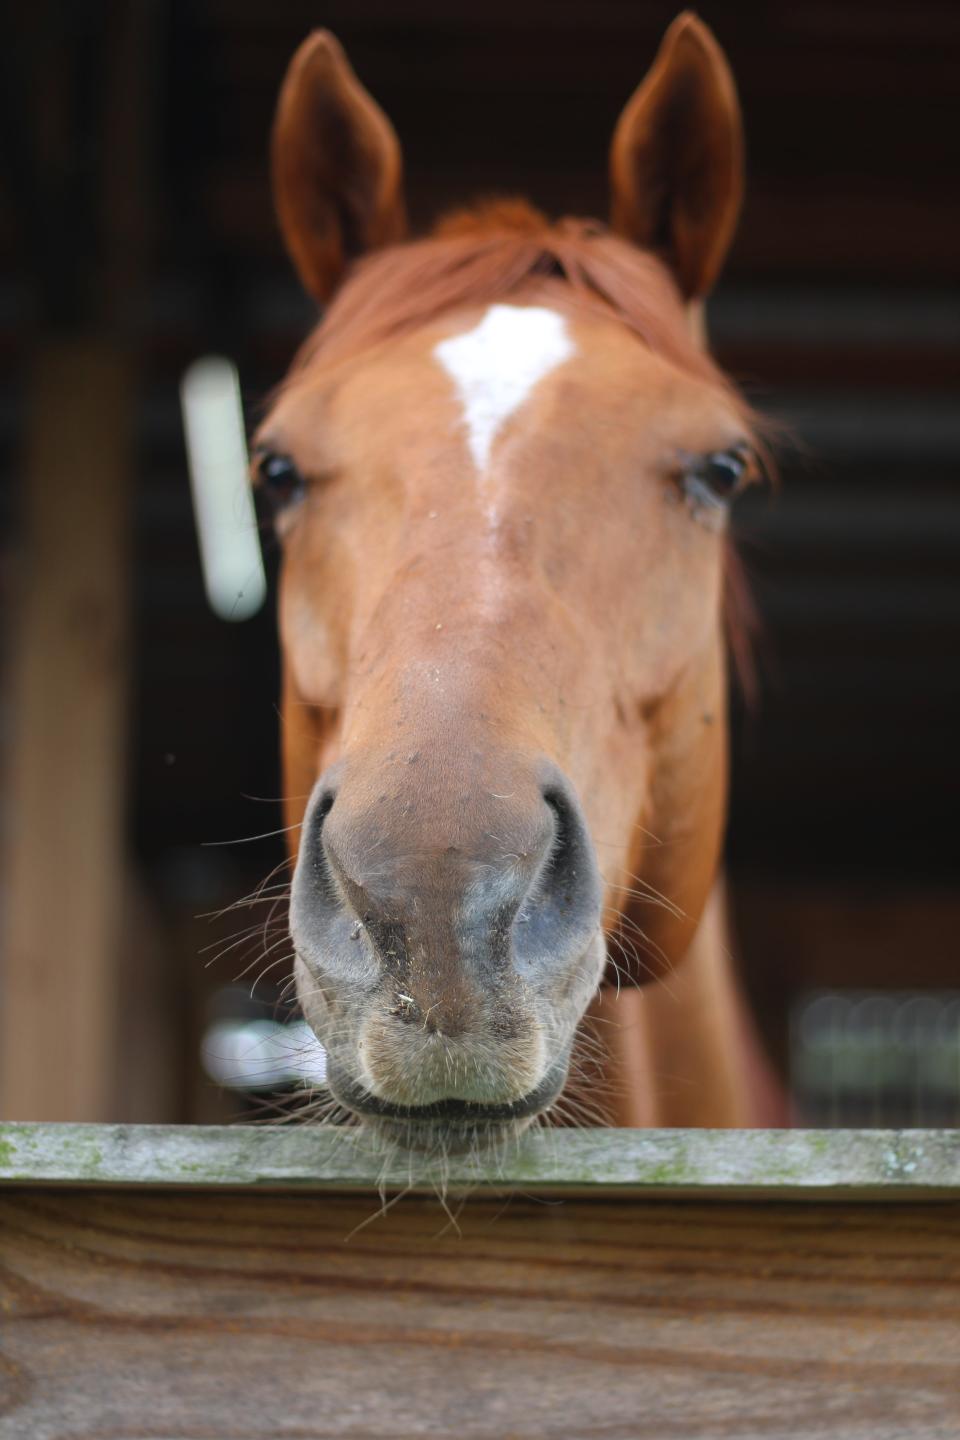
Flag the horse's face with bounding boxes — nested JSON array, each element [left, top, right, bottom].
[[260, 15, 749, 1148]]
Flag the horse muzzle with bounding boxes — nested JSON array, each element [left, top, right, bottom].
[[289, 752, 605, 1139]]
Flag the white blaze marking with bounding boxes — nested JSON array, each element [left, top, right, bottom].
[[434, 304, 575, 474]]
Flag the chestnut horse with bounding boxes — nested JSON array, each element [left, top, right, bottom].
[[255, 13, 785, 1149]]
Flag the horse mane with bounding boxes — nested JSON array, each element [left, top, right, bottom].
[[286, 199, 762, 691]]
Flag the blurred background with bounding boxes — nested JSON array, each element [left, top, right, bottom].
[[1, 0, 958, 1126]]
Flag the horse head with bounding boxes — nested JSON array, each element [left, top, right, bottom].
[[256, 14, 761, 1149]]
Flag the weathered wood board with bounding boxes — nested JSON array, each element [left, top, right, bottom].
[[2, 1125, 959, 1439], [2, 1124, 959, 1197]]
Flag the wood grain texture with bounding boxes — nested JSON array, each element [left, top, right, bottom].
[[1, 1186, 959, 1439]]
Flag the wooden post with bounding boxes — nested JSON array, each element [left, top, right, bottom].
[[0, 344, 130, 1119]]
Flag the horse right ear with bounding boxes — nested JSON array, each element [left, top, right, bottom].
[[271, 32, 407, 303], [609, 13, 743, 300]]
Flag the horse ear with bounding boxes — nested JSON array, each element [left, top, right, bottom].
[[609, 13, 743, 299], [271, 31, 407, 302]]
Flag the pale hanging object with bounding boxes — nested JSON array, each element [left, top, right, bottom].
[[181, 355, 266, 621]]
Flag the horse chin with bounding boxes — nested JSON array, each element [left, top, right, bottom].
[[326, 1055, 570, 1155]]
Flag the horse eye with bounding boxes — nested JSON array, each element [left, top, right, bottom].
[[254, 451, 305, 510], [700, 446, 751, 499], [677, 443, 753, 528]]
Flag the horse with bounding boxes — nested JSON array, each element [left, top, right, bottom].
[[254, 12, 786, 1150]]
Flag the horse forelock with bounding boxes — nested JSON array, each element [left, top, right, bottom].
[[286, 200, 733, 399]]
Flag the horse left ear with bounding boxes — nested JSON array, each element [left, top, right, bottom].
[[609, 13, 744, 299], [271, 31, 407, 303]]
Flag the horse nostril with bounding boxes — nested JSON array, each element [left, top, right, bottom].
[[509, 777, 603, 978], [310, 790, 341, 909], [316, 792, 335, 823], [542, 787, 578, 900]]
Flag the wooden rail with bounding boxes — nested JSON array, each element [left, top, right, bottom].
[[2, 1124, 959, 1439], [1, 1122, 959, 1196]]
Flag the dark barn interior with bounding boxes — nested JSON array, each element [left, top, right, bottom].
[[2, 0, 959, 1124]]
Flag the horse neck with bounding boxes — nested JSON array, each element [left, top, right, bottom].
[[576, 881, 788, 1127]]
